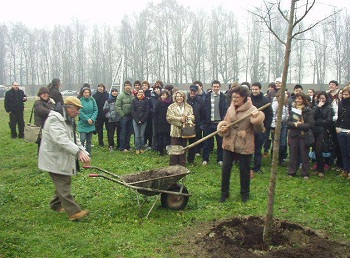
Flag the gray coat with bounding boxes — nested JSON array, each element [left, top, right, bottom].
[[38, 109, 87, 176]]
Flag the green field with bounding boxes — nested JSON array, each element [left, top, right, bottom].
[[0, 98, 349, 257]]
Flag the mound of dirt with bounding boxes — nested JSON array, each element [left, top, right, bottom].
[[172, 216, 350, 258]]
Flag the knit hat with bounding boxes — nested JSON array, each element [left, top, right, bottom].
[[37, 87, 49, 97], [64, 96, 83, 108]]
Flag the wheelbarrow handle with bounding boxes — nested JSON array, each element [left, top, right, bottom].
[[182, 102, 271, 152], [89, 174, 101, 177], [83, 166, 124, 181]]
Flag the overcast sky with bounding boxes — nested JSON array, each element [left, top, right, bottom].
[[1, 0, 349, 29]]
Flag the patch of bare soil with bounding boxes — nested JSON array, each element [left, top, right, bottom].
[[172, 216, 350, 258]]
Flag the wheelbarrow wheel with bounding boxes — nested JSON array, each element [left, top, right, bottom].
[[161, 184, 189, 210]]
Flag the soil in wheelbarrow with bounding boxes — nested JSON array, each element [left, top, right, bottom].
[[171, 216, 350, 257]]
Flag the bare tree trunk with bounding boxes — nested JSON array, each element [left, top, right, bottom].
[[263, 0, 296, 245]]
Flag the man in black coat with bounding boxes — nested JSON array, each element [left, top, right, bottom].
[[4, 82, 27, 138], [202, 80, 228, 166], [92, 83, 109, 147], [186, 85, 205, 164], [250, 82, 273, 176]]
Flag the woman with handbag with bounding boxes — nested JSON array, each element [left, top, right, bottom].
[[166, 91, 194, 166], [287, 92, 314, 179], [34, 87, 54, 149]]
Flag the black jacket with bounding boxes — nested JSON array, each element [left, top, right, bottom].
[[4, 88, 27, 113], [187, 94, 205, 130], [131, 98, 150, 124], [312, 102, 333, 133], [287, 106, 314, 138], [203, 91, 228, 124], [251, 92, 273, 129], [93, 91, 109, 120], [154, 99, 171, 134], [48, 85, 63, 105], [336, 98, 350, 130]]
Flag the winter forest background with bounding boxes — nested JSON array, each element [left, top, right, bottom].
[[0, 0, 348, 91]]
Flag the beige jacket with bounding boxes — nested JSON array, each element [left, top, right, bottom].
[[166, 102, 194, 138], [217, 100, 265, 155]]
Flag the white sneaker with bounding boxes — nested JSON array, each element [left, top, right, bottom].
[[218, 161, 223, 166], [195, 153, 201, 157], [202, 161, 208, 165]]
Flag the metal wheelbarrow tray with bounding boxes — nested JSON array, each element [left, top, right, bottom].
[[85, 165, 191, 217]]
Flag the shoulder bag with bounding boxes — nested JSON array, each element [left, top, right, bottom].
[[24, 105, 42, 143]]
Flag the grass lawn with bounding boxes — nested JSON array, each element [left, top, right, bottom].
[[0, 98, 349, 257]]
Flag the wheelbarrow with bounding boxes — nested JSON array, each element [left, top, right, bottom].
[[166, 102, 271, 155], [85, 165, 191, 218]]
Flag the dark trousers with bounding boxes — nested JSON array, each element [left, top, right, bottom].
[[144, 116, 153, 147], [119, 115, 133, 150], [221, 150, 252, 196], [157, 132, 170, 155], [330, 125, 342, 167], [107, 121, 120, 149], [263, 128, 272, 153], [288, 136, 310, 177], [337, 132, 350, 172], [9, 111, 25, 138], [314, 132, 325, 173], [49, 173, 81, 216], [169, 137, 187, 167], [187, 129, 202, 163], [96, 117, 108, 146], [252, 131, 267, 171], [202, 123, 223, 162]]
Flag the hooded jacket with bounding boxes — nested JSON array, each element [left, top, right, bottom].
[[78, 96, 98, 133]]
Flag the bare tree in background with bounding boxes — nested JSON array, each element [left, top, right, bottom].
[[311, 26, 328, 86], [252, 0, 336, 245]]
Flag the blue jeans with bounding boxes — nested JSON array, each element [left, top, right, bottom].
[[119, 115, 133, 150], [133, 120, 147, 150], [337, 132, 350, 172], [80, 132, 93, 155], [202, 123, 223, 162]]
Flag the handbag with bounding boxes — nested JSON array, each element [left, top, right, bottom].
[[304, 130, 315, 148], [181, 121, 196, 139], [24, 105, 42, 143]]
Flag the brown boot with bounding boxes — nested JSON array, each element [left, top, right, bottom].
[[250, 170, 255, 179], [69, 210, 90, 221], [341, 171, 348, 177]]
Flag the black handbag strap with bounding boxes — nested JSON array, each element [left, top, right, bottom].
[[29, 104, 35, 124]]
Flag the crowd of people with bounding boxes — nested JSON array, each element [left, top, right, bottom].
[[3, 77, 350, 219]]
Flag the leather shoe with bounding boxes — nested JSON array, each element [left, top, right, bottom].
[[69, 210, 90, 221]]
